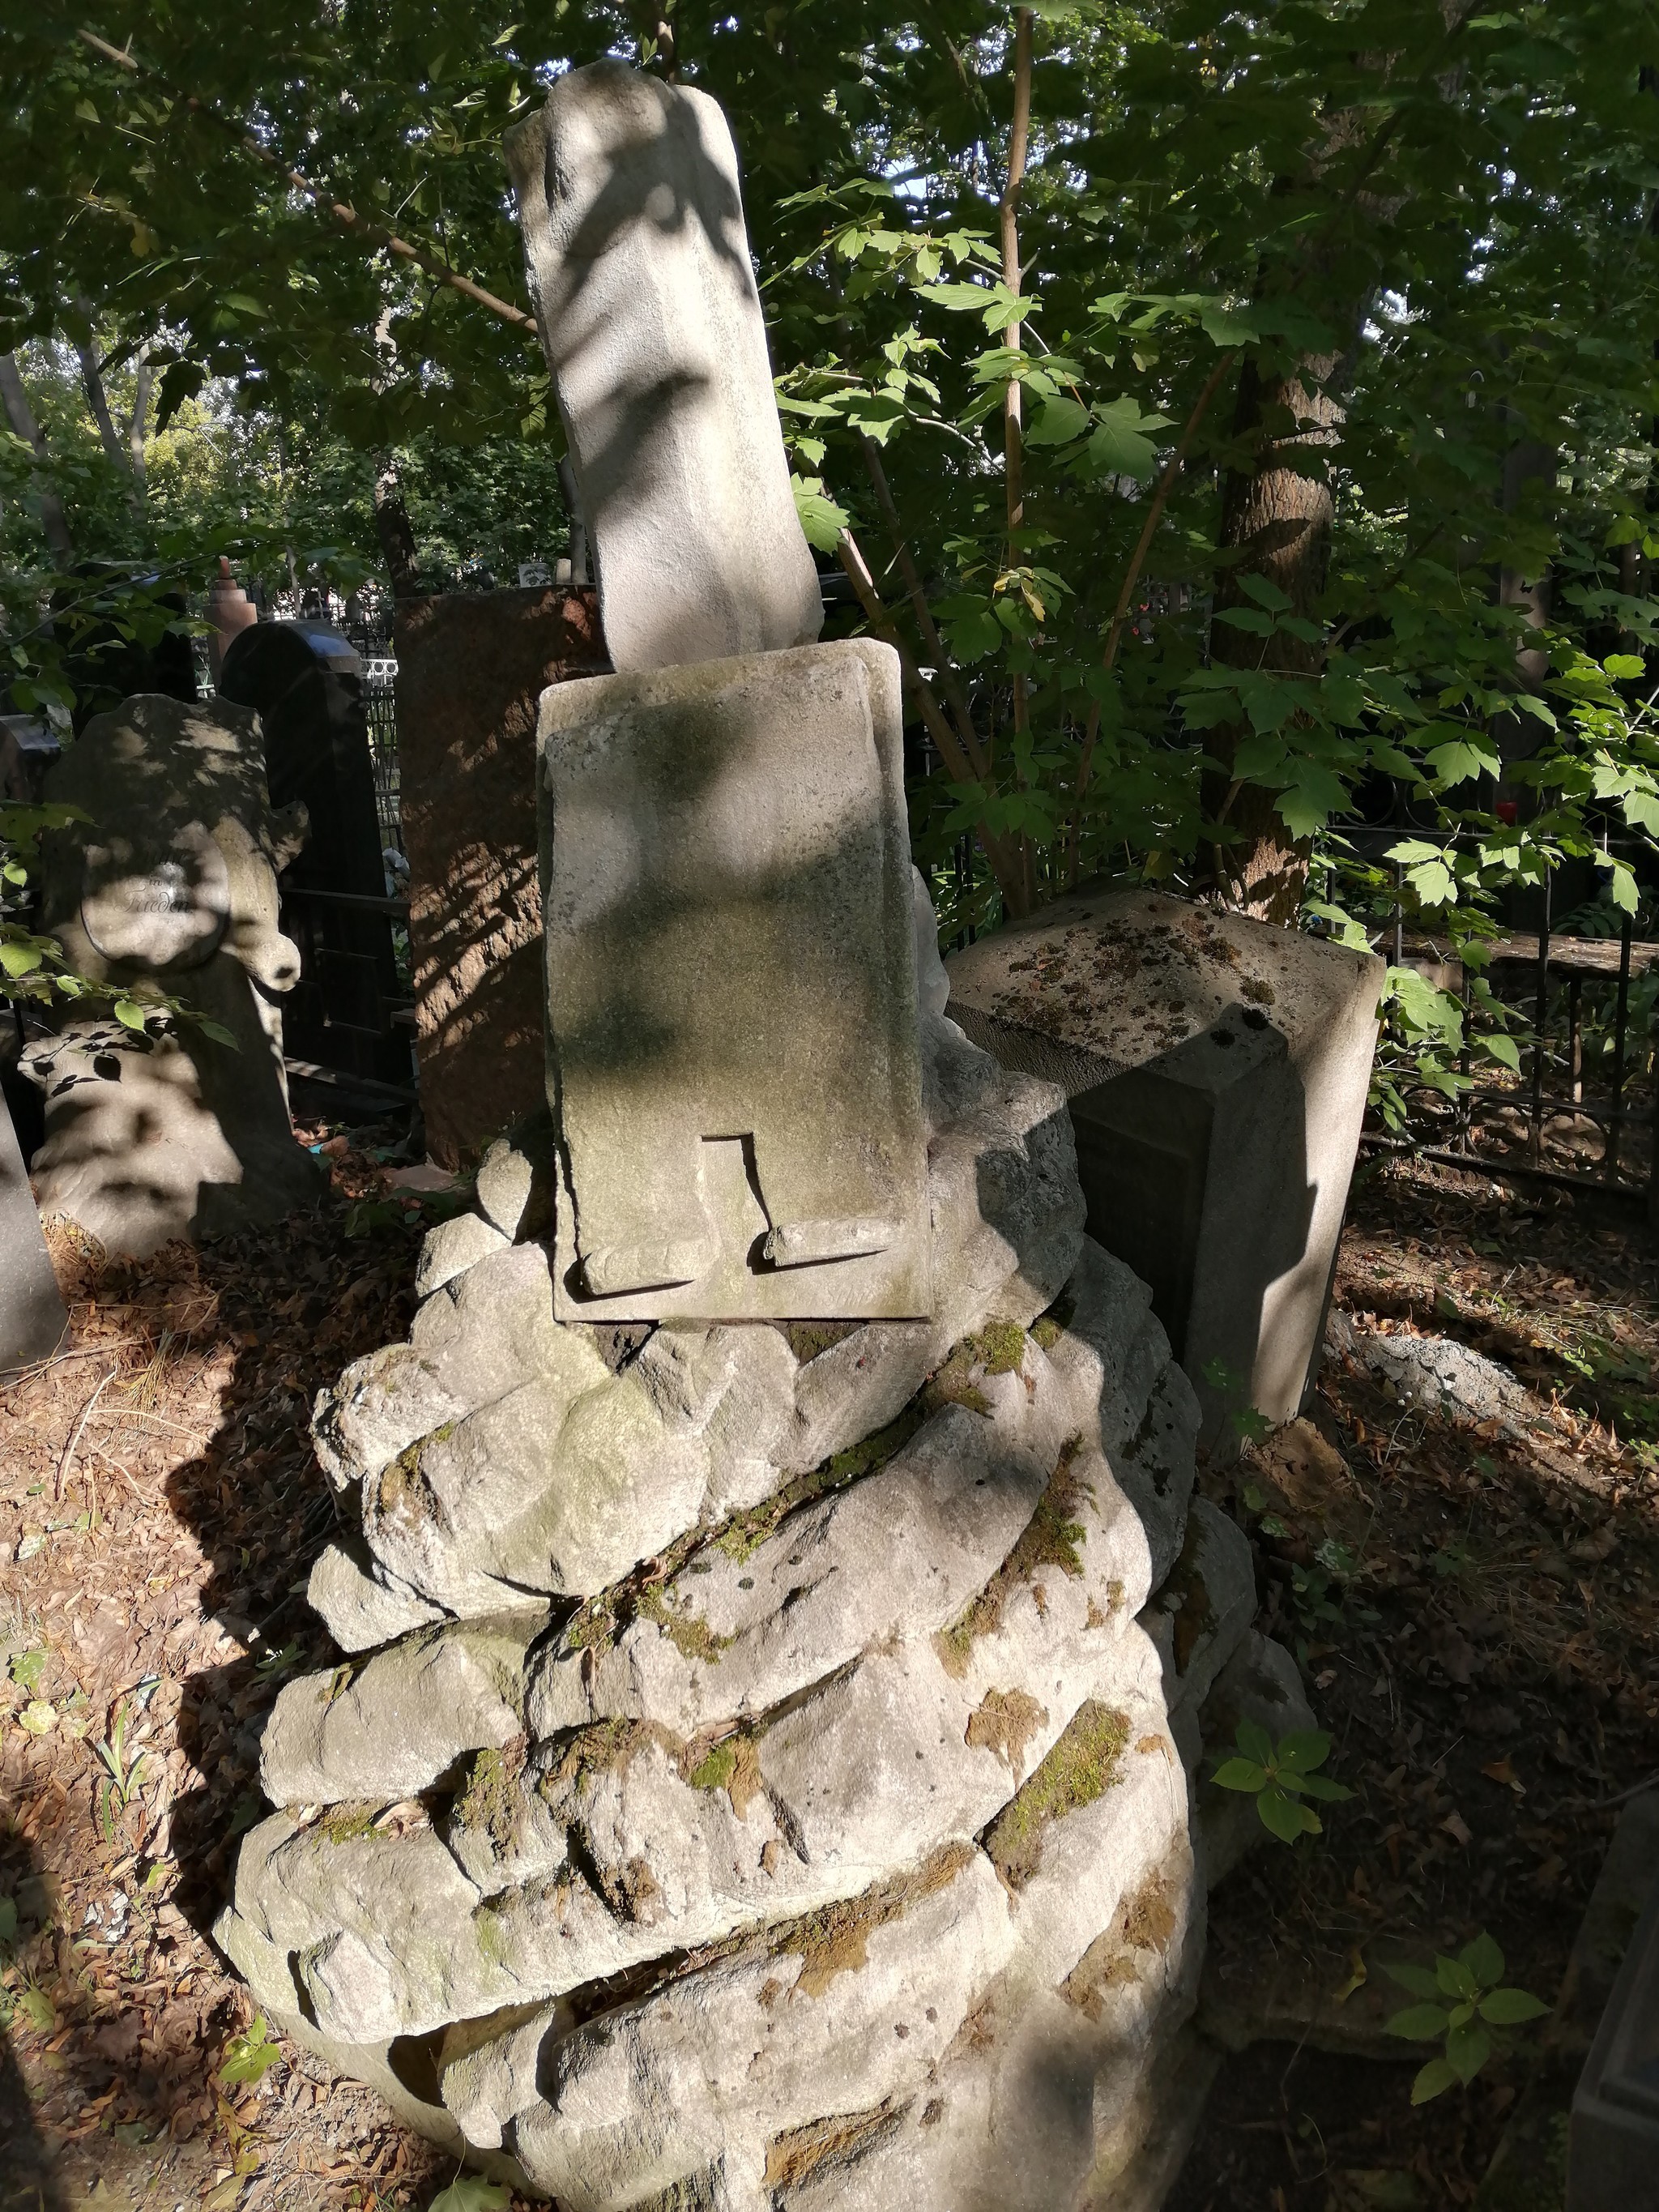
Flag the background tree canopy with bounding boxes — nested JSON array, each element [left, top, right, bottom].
[[2, 0, 1658, 1094]]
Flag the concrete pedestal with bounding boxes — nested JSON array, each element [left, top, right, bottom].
[[0, 1091, 66, 1381], [945, 887, 1384, 1454]]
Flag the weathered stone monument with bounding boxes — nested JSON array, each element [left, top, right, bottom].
[[23, 694, 325, 1256], [947, 888, 1384, 1454], [394, 585, 608, 1170], [1, 1090, 67, 1381], [216, 62, 1301, 2207]]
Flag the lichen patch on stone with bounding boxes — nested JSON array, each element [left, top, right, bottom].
[[451, 1736, 527, 1855], [763, 2096, 908, 2189], [773, 1842, 975, 2000], [982, 1700, 1129, 1890], [964, 1687, 1050, 1781]]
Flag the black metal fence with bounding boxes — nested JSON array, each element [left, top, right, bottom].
[[1366, 845, 1657, 1211]]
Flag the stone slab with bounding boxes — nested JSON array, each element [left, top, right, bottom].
[[0, 1089, 67, 1380], [393, 587, 608, 1168], [946, 886, 1384, 1454], [540, 638, 929, 1321], [505, 60, 821, 675]]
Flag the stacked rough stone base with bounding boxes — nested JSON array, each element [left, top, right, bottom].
[[217, 1007, 1307, 2209]]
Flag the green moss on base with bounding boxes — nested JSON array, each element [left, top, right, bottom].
[[318, 1801, 381, 1845], [936, 1437, 1088, 1676], [972, 1321, 1026, 1376], [638, 1584, 735, 1665], [983, 1701, 1129, 1890], [452, 1737, 527, 1856]]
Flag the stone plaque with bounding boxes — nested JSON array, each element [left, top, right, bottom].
[[539, 637, 929, 1321]]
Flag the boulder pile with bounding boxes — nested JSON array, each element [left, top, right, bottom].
[[218, 991, 1306, 2209]]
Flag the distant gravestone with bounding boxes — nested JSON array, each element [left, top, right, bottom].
[[217, 620, 407, 1088], [946, 886, 1384, 1454], [1, 1090, 67, 1381], [0, 713, 61, 804], [394, 585, 608, 1168], [505, 59, 822, 674]]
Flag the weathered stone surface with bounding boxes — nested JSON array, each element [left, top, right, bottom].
[[1141, 1495, 1256, 1731], [261, 1612, 545, 1808], [305, 1541, 444, 1655], [453, 1848, 1016, 2206], [1, 1089, 68, 1380], [1326, 1308, 1540, 1433], [393, 587, 607, 1170], [541, 638, 929, 1321], [505, 61, 821, 676], [415, 1212, 510, 1299], [946, 886, 1384, 1454], [24, 694, 324, 1255], [309, 1010, 1083, 1616], [476, 1137, 536, 1239]]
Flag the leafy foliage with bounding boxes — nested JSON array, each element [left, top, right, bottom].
[[1384, 1933, 1549, 2104], [217, 2013, 283, 2086], [1210, 1720, 1353, 1843]]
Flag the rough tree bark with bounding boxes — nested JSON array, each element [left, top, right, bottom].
[[373, 456, 422, 601], [1201, 349, 1343, 922]]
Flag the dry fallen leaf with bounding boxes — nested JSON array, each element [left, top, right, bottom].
[[1441, 1810, 1473, 1847], [1481, 1756, 1525, 1796]]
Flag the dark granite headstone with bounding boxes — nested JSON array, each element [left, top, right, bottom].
[[1571, 1859, 1659, 2205], [218, 621, 408, 1088]]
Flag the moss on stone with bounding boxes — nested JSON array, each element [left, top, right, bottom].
[[1030, 1289, 1077, 1353], [546, 1718, 684, 1796], [971, 1321, 1026, 1376], [983, 1701, 1129, 1890], [936, 1437, 1088, 1677], [376, 1422, 453, 1527], [688, 1740, 737, 1794], [318, 1800, 381, 1845], [923, 1343, 992, 1417], [684, 1730, 765, 1818], [782, 1322, 859, 1365], [637, 1583, 735, 1666], [452, 1737, 527, 1856]]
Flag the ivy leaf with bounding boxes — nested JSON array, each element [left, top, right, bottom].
[[1276, 762, 1349, 839], [1077, 398, 1162, 479], [1426, 737, 1499, 788]]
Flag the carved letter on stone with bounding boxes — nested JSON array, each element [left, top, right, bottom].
[[539, 637, 930, 1322]]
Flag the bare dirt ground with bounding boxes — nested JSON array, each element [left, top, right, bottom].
[[2, 1134, 1656, 2212]]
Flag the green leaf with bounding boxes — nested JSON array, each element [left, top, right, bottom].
[[1025, 396, 1091, 447], [790, 476, 849, 555], [1480, 1987, 1549, 2025], [1602, 653, 1644, 679], [193, 1018, 242, 1050], [1078, 399, 1162, 479], [1426, 738, 1499, 788], [1446, 2016, 1492, 2083], [427, 2178, 512, 2212], [112, 999, 148, 1031], [1256, 1783, 1316, 1843], [1436, 1956, 1480, 2002], [1296, 1771, 1354, 1802], [1276, 1731, 1332, 1773], [1210, 1757, 1267, 1793], [1215, 606, 1276, 636], [1410, 2056, 1458, 2104], [1235, 1719, 1274, 1767], [1386, 2003, 1452, 2042], [1479, 1033, 1521, 1072], [219, 2017, 283, 2086], [1461, 1932, 1504, 1990], [0, 941, 41, 977]]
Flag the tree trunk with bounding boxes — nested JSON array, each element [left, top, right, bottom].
[[126, 356, 152, 491], [0, 353, 75, 563], [1200, 352, 1342, 921], [69, 299, 143, 517], [373, 455, 421, 600]]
